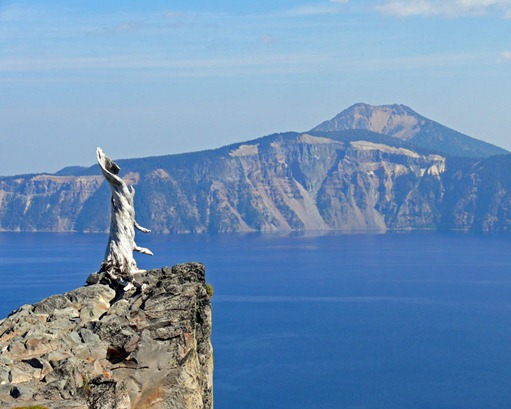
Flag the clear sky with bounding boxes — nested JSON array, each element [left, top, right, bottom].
[[1, 0, 511, 175]]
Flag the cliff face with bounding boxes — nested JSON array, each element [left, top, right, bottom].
[[0, 175, 103, 232], [440, 155, 511, 231], [0, 263, 213, 409], [0, 134, 449, 232], [1, 122, 511, 233]]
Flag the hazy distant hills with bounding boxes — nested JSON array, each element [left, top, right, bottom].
[[1, 103, 511, 233]]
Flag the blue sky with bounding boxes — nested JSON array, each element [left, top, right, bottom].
[[1, 0, 511, 175]]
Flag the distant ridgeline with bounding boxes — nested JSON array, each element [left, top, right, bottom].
[[1, 103, 511, 233]]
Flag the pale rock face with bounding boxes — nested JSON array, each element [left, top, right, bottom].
[[0, 263, 213, 409], [350, 140, 421, 158], [299, 134, 341, 145], [0, 129, 510, 233], [351, 105, 421, 140], [311, 103, 423, 140], [229, 144, 259, 157]]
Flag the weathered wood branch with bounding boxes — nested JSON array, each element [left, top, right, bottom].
[[96, 147, 152, 284]]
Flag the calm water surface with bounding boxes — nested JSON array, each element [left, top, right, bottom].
[[1, 231, 511, 409]]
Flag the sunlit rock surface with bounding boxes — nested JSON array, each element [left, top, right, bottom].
[[0, 263, 213, 409], [1, 104, 511, 233]]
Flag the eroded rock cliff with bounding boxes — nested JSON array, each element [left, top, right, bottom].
[[1, 104, 511, 233], [0, 263, 213, 409]]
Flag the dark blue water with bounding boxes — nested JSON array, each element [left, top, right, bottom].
[[2, 231, 511, 408]]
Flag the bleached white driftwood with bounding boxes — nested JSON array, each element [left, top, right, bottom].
[[96, 147, 152, 286]]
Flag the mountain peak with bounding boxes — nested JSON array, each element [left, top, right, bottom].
[[310, 103, 508, 158], [311, 103, 424, 141], [350, 102, 411, 110]]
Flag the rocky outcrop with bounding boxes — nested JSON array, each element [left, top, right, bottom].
[[0, 263, 213, 409]]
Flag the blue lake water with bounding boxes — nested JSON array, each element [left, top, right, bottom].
[[1, 231, 511, 408]]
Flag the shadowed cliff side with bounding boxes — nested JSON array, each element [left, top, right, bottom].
[[0, 263, 213, 409]]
